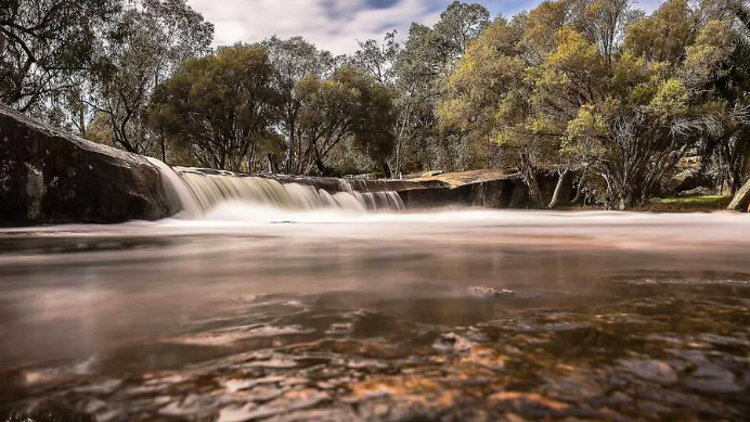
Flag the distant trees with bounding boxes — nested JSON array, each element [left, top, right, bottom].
[[440, 0, 750, 209], [364, 1, 492, 175], [263, 36, 335, 174], [149, 43, 395, 176], [296, 66, 395, 176]]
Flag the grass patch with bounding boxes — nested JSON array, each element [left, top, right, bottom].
[[639, 195, 733, 213]]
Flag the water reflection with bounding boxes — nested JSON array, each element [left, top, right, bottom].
[[1, 211, 749, 421]]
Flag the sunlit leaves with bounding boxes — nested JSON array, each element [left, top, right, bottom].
[[623, 0, 695, 63], [441, 0, 748, 208], [647, 78, 690, 119], [682, 19, 735, 86]]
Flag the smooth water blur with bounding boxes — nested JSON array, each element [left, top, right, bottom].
[[1, 208, 750, 421], [156, 163, 405, 215]]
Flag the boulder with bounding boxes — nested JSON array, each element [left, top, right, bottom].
[[659, 156, 713, 196], [399, 171, 575, 209], [0, 104, 175, 226], [727, 178, 750, 212]]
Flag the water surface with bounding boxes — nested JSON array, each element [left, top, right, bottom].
[[1, 208, 749, 421]]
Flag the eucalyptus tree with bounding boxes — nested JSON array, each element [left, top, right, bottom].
[[351, 31, 400, 87], [696, 0, 750, 194], [441, 0, 743, 209], [297, 67, 396, 176], [0, 0, 120, 114], [91, 0, 213, 156], [439, 4, 569, 206], [435, 1, 491, 58], [148, 44, 280, 171], [262, 36, 335, 174], [393, 2, 491, 175]]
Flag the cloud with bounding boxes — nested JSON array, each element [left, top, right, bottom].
[[187, 0, 451, 54], [187, 0, 667, 55]]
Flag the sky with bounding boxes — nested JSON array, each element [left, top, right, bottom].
[[187, 0, 664, 55]]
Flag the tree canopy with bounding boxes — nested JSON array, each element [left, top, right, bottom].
[[440, 0, 750, 208], [0, 0, 121, 113]]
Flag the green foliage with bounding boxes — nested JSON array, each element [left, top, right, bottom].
[[92, 0, 214, 155], [0, 0, 121, 113], [149, 46, 395, 175], [296, 66, 396, 176], [392, 2, 491, 174], [623, 0, 695, 63], [148, 44, 278, 171], [441, 0, 750, 209], [263, 36, 335, 173]]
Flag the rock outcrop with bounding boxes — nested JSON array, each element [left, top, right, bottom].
[[0, 104, 175, 226], [400, 171, 576, 209], [728, 178, 750, 212]]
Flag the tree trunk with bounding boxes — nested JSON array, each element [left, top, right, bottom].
[[267, 153, 280, 174], [527, 175, 544, 208], [313, 148, 330, 176], [608, 179, 636, 211], [571, 168, 587, 204], [383, 160, 392, 179], [518, 155, 543, 207], [547, 168, 570, 209]]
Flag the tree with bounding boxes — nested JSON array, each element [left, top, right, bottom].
[[435, 1, 491, 57], [546, 0, 739, 208], [441, 0, 743, 209], [263, 36, 335, 174], [695, 0, 750, 194], [91, 0, 213, 155], [297, 67, 396, 176], [439, 10, 566, 206], [393, 2, 491, 175], [0, 0, 120, 113], [148, 44, 280, 171], [351, 31, 400, 87]]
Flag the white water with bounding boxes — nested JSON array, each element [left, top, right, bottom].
[[148, 158, 404, 217], [146, 158, 202, 217]]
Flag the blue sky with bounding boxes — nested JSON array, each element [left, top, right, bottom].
[[187, 0, 663, 54]]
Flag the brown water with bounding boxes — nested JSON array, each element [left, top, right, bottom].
[[1, 208, 749, 421]]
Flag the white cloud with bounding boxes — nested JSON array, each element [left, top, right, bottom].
[[187, 0, 449, 54], [187, 0, 668, 55]]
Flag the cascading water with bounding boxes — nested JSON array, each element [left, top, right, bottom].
[[148, 157, 404, 216]]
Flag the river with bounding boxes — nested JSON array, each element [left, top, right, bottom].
[[1, 206, 749, 421]]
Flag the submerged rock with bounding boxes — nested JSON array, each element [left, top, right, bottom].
[[0, 103, 175, 225], [619, 359, 679, 385]]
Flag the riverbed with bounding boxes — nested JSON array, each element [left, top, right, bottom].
[[1, 208, 749, 421]]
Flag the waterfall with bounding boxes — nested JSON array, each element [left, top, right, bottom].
[[146, 157, 201, 217], [147, 158, 404, 216]]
